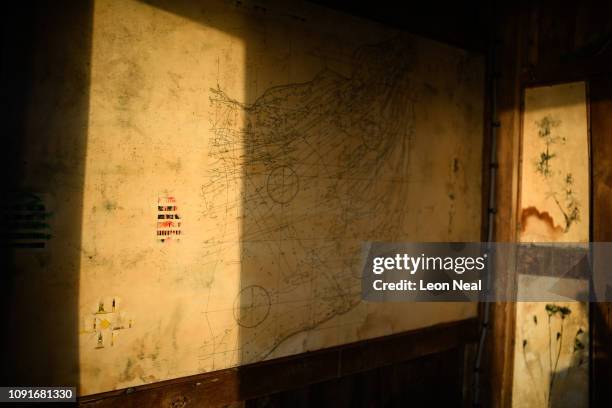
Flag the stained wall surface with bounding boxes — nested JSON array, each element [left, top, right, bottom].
[[10, 0, 484, 395]]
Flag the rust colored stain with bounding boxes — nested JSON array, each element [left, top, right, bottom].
[[520, 206, 564, 235]]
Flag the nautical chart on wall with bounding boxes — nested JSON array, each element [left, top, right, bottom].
[[76, 0, 484, 394], [202, 37, 421, 363]]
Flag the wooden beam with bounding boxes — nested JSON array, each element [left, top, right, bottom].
[[589, 73, 612, 407], [481, 5, 526, 407], [521, 54, 612, 87], [79, 318, 478, 407]]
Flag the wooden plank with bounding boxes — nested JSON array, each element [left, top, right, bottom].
[[79, 318, 478, 407], [481, 5, 526, 407], [521, 54, 612, 87], [519, 0, 612, 87], [338, 318, 478, 376], [589, 74, 612, 407], [247, 347, 465, 407]]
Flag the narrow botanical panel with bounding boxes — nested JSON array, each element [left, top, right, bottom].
[[519, 82, 589, 243], [513, 82, 589, 408]]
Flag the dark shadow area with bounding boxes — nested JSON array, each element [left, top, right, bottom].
[[1, 0, 93, 390], [243, 346, 465, 408], [310, 0, 491, 52]]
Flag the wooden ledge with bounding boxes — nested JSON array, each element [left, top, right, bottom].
[[80, 317, 478, 407]]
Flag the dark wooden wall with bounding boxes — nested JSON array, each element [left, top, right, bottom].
[[520, 0, 612, 86], [490, 1, 612, 406], [244, 347, 466, 408], [80, 319, 477, 407], [590, 74, 612, 408]]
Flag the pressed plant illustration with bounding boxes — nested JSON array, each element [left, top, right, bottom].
[[520, 304, 587, 408], [534, 116, 580, 232], [545, 304, 571, 408]]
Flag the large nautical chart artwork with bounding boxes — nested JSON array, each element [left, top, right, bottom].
[[72, 0, 484, 394], [513, 82, 589, 408]]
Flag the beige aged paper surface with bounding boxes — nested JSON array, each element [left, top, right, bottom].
[[8, 0, 483, 394]]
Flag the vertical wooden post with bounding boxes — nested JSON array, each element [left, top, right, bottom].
[[589, 74, 612, 407], [482, 5, 527, 407]]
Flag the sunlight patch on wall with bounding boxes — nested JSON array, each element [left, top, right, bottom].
[[79, 0, 246, 394]]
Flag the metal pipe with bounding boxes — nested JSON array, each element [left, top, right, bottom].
[[472, 33, 499, 407]]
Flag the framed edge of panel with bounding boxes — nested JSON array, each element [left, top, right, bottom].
[[587, 74, 612, 407], [586, 76, 594, 408], [517, 79, 591, 237]]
